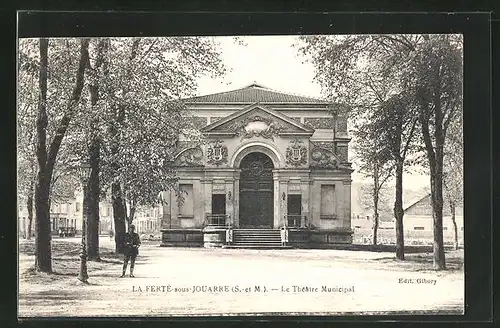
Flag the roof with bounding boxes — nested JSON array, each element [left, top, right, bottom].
[[404, 192, 464, 213], [404, 194, 431, 212], [183, 83, 329, 105]]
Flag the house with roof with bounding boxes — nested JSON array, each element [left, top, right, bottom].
[[403, 194, 464, 238], [159, 83, 353, 248], [17, 190, 116, 238]]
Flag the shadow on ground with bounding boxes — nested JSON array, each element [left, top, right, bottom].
[[372, 252, 464, 272], [22, 289, 81, 303], [320, 244, 460, 253]]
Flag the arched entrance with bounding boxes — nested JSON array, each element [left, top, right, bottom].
[[239, 152, 274, 228]]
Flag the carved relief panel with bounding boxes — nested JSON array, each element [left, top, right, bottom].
[[309, 142, 339, 169], [174, 146, 204, 167], [206, 140, 228, 166], [285, 139, 308, 167], [228, 115, 285, 140]]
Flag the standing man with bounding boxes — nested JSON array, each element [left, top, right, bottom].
[[120, 224, 141, 278]]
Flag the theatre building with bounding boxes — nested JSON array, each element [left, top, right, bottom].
[[160, 83, 353, 248]]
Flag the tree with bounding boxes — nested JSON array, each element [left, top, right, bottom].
[[32, 38, 90, 273], [376, 94, 419, 260], [410, 35, 463, 269], [297, 35, 421, 260], [85, 38, 109, 261], [357, 181, 392, 245], [353, 117, 394, 245], [91, 37, 227, 253], [17, 54, 38, 239], [443, 104, 463, 250]]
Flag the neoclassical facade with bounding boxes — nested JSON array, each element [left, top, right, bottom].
[[160, 83, 353, 248]]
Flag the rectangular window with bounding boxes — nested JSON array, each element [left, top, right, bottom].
[[320, 185, 336, 217], [211, 194, 226, 215], [443, 227, 448, 230], [179, 184, 194, 217], [414, 226, 425, 230], [76, 202, 81, 212], [287, 194, 302, 227]]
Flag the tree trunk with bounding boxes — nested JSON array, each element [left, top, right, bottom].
[[34, 38, 90, 273], [86, 38, 109, 260], [432, 129, 446, 270], [394, 160, 405, 260], [27, 180, 34, 239], [372, 165, 379, 246], [34, 38, 51, 272], [110, 39, 140, 253], [112, 182, 126, 253], [35, 177, 52, 272], [450, 203, 458, 250], [129, 204, 136, 226], [86, 136, 100, 261], [82, 182, 90, 260], [110, 105, 126, 254]]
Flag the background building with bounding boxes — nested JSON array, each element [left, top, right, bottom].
[[18, 191, 115, 238], [160, 83, 353, 248]]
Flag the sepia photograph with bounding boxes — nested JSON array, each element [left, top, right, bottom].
[[17, 31, 465, 317]]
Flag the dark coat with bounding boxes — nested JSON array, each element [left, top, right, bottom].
[[124, 232, 141, 256]]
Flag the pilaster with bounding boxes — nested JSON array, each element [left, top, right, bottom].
[[201, 179, 212, 224]]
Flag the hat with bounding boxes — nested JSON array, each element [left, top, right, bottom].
[[129, 224, 136, 229]]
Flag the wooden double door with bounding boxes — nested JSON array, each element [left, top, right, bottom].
[[239, 152, 274, 228]]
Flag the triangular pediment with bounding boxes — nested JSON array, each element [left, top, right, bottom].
[[201, 103, 315, 137]]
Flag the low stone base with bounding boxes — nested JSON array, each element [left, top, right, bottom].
[[309, 229, 353, 247], [202, 227, 227, 248], [160, 229, 203, 247], [288, 229, 312, 248], [286, 229, 353, 248], [159, 228, 353, 248]]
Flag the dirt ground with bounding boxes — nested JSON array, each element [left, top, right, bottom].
[[18, 237, 464, 317]]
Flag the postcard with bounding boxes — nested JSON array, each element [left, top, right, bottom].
[[17, 14, 466, 317]]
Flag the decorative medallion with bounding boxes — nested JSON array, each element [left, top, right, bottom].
[[249, 161, 264, 176], [230, 115, 284, 140], [285, 139, 307, 167], [207, 140, 228, 166]]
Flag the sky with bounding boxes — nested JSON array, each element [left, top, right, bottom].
[[195, 35, 430, 191], [196, 36, 323, 98]]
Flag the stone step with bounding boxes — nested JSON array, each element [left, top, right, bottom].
[[233, 241, 282, 244], [223, 245, 293, 249], [233, 237, 280, 240], [233, 234, 280, 236], [230, 229, 282, 247], [233, 231, 281, 236], [232, 242, 281, 246], [233, 230, 280, 232], [233, 240, 281, 245], [233, 240, 281, 242], [233, 235, 281, 239], [233, 236, 281, 239]]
